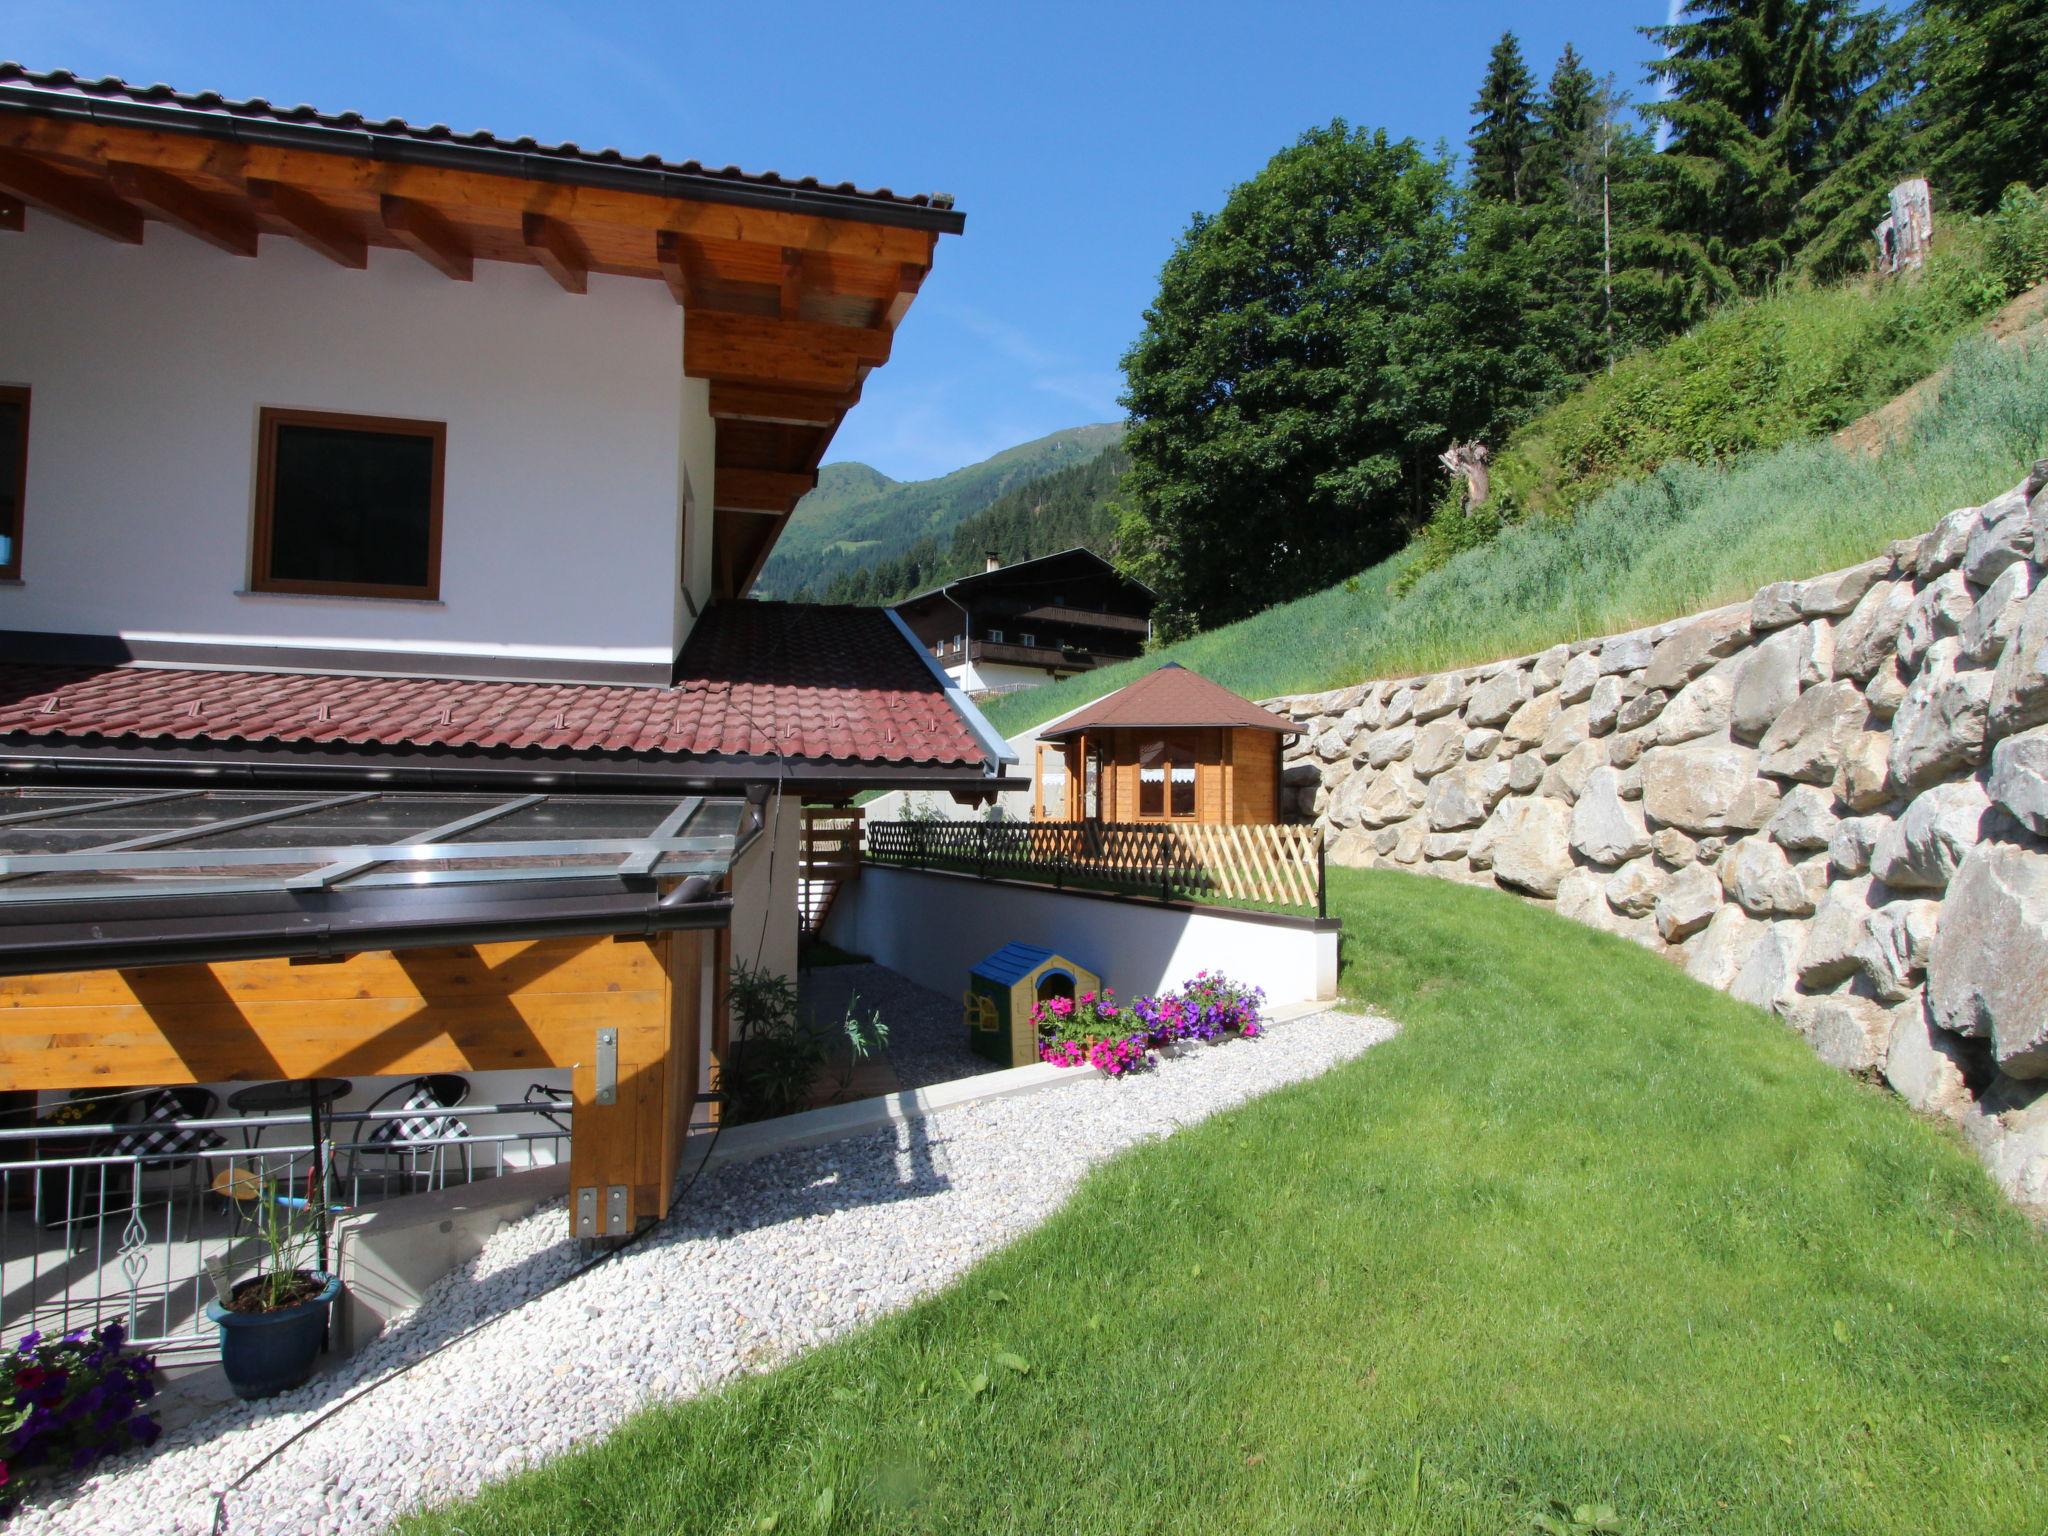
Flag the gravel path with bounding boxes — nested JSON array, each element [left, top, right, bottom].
[[802, 961, 992, 1089], [19, 1009, 1394, 1536]]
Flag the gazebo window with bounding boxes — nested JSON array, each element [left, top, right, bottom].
[[1137, 740, 1197, 819]]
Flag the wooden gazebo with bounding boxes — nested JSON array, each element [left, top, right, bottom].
[[1032, 663, 1300, 824]]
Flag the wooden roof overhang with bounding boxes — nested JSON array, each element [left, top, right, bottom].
[[0, 72, 965, 599]]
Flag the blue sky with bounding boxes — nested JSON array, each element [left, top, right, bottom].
[[6, 1, 1665, 480]]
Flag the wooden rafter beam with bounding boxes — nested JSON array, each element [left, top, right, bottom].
[[685, 310, 890, 393], [707, 382, 858, 427], [714, 467, 816, 514], [778, 247, 807, 319], [247, 177, 366, 269], [523, 212, 588, 295], [0, 149, 142, 243], [106, 162, 257, 256], [381, 194, 472, 281], [655, 229, 693, 306], [879, 261, 925, 331]]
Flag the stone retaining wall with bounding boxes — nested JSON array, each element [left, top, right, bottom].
[[1266, 472, 2048, 1212]]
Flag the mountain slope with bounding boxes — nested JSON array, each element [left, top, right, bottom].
[[759, 423, 1121, 598]]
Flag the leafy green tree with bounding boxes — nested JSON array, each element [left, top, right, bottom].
[[1469, 32, 1540, 205], [1641, 1, 1897, 299], [1117, 123, 1462, 636], [1900, 0, 2048, 215]]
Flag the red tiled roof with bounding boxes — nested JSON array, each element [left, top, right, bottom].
[[0, 603, 990, 768], [1039, 663, 1302, 739]]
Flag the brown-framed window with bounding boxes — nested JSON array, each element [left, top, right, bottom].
[[1137, 739, 1197, 820], [252, 407, 445, 599], [0, 386, 26, 580]]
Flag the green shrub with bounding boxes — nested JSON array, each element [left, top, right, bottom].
[[1987, 184, 2048, 297]]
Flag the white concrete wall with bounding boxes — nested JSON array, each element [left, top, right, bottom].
[[825, 865, 1338, 1007], [0, 217, 698, 671], [729, 795, 800, 987]]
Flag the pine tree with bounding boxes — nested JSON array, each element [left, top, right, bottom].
[[1642, 1, 1895, 298], [1531, 43, 1598, 204], [1902, 0, 2048, 216], [1468, 32, 1539, 205]]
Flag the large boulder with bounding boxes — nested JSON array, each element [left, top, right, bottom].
[[1539, 702, 1594, 762], [1644, 607, 1751, 692], [1961, 485, 2033, 588], [1599, 631, 1654, 675], [1798, 874, 1875, 988], [1855, 899, 1941, 1003], [1758, 680, 1870, 785], [1411, 717, 1465, 778], [1342, 763, 1426, 829], [1487, 796, 1576, 898], [1960, 559, 2034, 666], [1792, 993, 1893, 1073], [1587, 675, 1626, 736], [1640, 742, 1775, 835], [1833, 578, 1916, 682], [1655, 860, 1723, 942], [1532, 644, 1570, 691], [1465, 666, 1534, 727], [1732, 623, 1818, 741], [1383, 685, 1416, 727], [1917, 504, 1978, 579], [1560, 651, 1601, 705], [1363, 724, 1416, 769], [1927, 841, 2048, 1075], [1538, 739, 1608, 804], [1795, 559, 1889, 619], [1718, 836, 1815, 917], [1870, 778, 1991, 891], [1570, 766, 1652, 866], [1988, 579, 2048, 738], [1898, 569, 1973, 672], [1504, 689, 1564, 748], [1685, 904, 1761, 989], [1425, 759, 1511, 832], [1767, 783, 1838, 852], [1838, 730, 1892, 812], [1887, 637, 1992, 792], [1605, 856, 1664, 918], [1884, 996, 1974, 1118], [1828, 813, 1889, 878], [1987, 725, 2048, 836], [1410, 671, 1468, 723], [1731, 920, 1807, 1011], [1656, 666, 1737, 744]]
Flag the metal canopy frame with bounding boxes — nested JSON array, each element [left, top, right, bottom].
[[0, 785, 757, 975]]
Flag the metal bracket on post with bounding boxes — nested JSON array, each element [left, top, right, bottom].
[[606, 1185, 629, 1236], [574, 1187, 598, 1238], [594, 1027, 618, 1106]]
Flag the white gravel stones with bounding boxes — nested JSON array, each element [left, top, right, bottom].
[[17, 1011, 1394, 1536]]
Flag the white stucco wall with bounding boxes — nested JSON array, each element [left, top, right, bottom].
[[825, 865, 1338, 1008], [729, 794, 801, 988], [0, 217, 698, 670]]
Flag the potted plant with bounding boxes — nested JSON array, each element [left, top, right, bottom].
[[1, 1321, 160, 1517], [204, 1175, 339, 1401], [1033, 989, 1151, 1076]]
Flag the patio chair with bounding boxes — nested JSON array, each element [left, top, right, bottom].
[[100, 1086, 224, 1223], [343, 1075, 472, 1199]]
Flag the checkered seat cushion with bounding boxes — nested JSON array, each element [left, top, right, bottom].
[[365, 1086, 469, 1148], [111, 1090, 226, 1162]]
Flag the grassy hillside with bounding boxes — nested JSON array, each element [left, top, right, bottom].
[[983, 332, 2048, 739], [759, 424, 1121, 598]]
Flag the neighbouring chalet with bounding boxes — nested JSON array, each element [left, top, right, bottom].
[[0, 65, 1015, 1239], [892, 547, 1155, 696], [1032, 663, 1299, 824]]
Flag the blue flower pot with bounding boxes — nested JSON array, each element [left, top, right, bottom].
[[206, 1271, 341, 1400]]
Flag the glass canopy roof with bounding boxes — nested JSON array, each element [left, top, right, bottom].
[[0, 787, 751, 906]]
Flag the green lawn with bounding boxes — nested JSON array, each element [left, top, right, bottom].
[[399, 867, 2048, 1536]]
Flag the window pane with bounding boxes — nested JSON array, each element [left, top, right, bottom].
[[268, 421, 435, 589], [1138, 740, 1166, 817], [0, 395, 23, 570], [1170, 744, 1197, 818]]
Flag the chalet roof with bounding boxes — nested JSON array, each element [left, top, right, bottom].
[[0, 64, 962, 229], [1038, 663, 1302, 739], [894, 548, 1157, 610], [0, 603, 1001, 779]]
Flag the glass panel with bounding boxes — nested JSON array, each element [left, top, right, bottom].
[[268, 421, 435, 589], [1169, 744, 1197, 818], [0, 394, 22, 570], [1137, 740, 1166, 818], [447, 797, 678, 843], [191, 794, 507, 851]]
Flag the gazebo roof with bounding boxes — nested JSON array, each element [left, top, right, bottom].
[[1038, 664, 1301, 740]]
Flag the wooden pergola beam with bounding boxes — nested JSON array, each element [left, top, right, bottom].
[[879, 261, 925, 331], [685, 310, 889, 393], [523, 212, 588, 295], [655, 229, 694, 306], [247, 177, 367, 269], [381, 194, 473, 281], [106, 162, 258, 256], [707, 382, 857, 427], [0, 148, 143, 243]]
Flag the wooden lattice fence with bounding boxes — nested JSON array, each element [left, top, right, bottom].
[[864, 819, 1323, 913]]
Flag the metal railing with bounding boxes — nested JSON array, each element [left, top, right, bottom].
[[0, 1094, 570, 1354], [866, 818, 1326, 913]]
